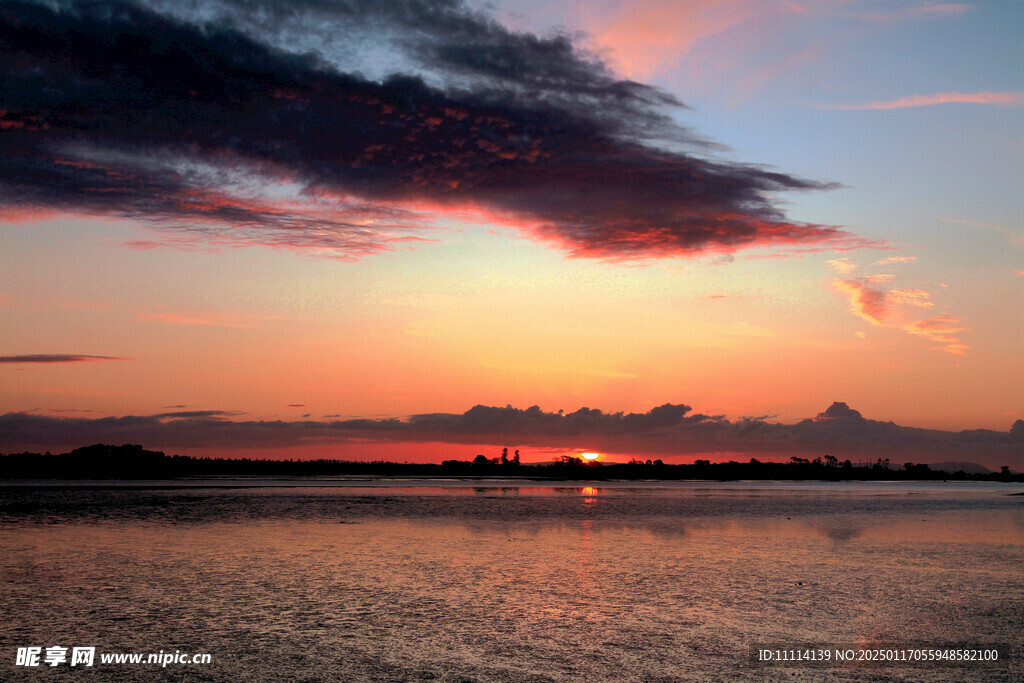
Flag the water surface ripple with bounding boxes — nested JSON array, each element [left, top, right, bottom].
[[1, 481, 1021, 681]]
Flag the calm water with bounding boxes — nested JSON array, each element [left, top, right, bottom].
[[1, 480, 1022, 681]]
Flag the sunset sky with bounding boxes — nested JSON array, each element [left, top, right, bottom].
[[1, 0, 1021, 465]]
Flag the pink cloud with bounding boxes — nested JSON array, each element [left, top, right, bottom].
[[875, 256, 917, 265], [886, 288, 934, 308], [583, 0, 767, 80], [0, 207, 67, 224], [833, 280, 887, 325], [738, 238, 889, 261], [829, 257, 967, 355], [903, 316, 970, 355], [823, 91, 1024, 110], [827, 257, 858, 274], [581, 1, 971, 96]]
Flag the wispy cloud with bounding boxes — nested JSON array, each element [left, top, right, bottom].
[[821, 91, 1024, 110], [581, 0, 768, 81], [0, 0, 857, 261], [903, 315, 970, 355], [940, 217, 1024, 249], [0, 354, 131, 364], [579, 1, 968, 89], [137, 310, 283, 328], [842, 2, 973, 23], [554, 0, 978, 111], [827, 257, 858, 275], [886, 288, 934, 308], [829, 253, 969, 354], [153, 410, 238, 419], [832, 280, 887, 325]]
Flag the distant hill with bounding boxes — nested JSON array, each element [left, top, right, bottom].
[[926, 461, 993, 475]]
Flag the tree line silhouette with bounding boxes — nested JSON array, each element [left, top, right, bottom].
[[0, 444, 1020, 482]]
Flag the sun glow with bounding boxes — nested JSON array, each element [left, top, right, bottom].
[[581, 452, 600, 461]]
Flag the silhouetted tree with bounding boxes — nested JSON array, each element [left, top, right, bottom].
[[6, 445, 1020, 482]]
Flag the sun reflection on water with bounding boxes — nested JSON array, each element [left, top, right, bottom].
[[0, 485, 1021, 680]]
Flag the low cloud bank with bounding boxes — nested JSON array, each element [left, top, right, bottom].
[[2, 402, 1021, 468]]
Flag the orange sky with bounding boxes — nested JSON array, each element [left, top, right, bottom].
[[1, 0, 1021, 464]]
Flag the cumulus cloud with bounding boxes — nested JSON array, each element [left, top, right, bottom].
[[1, 402, 1021, 467], [0, 0, 857, 260], [0, 354, 131, 363], [813, 401, 863, 421]]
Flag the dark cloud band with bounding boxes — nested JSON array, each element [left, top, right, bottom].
[[0, 0, 857, 259], [0, 355, 131, 363], [1, 403, 1021, 466]]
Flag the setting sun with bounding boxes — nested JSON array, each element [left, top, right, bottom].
[[581, 452, 600, 461]]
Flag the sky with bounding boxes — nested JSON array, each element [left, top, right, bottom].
[[1, 0, 1021, 466]]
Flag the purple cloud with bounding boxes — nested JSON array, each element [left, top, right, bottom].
[[0, 0, 863, 260], [1, 402, 1021, 468]]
